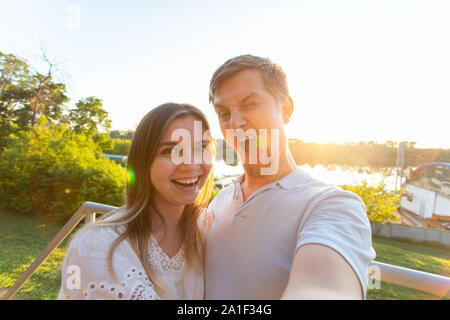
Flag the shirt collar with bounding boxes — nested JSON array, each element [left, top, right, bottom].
[[232, 174, 245, 186], [276, 167, 312, 189], [231, 167, 312, 190]]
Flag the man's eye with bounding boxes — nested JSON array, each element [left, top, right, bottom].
[[243, 103, 256, 109], [219, 111, 230, 119]]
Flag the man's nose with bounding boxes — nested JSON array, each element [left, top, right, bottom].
[[229, 110, 246, 130]]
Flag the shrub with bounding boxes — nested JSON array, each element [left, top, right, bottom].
[[0, 118, 126, 222], [100, 138, 131, 156], [340, 180, 402, 224], [110, 138, 131, 155]]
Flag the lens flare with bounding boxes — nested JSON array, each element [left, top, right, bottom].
[[257, 134, 268, 150], [126, 169, 135, 185]]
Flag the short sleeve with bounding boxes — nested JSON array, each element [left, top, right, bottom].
[[57, 227, 161, 300], [296, 188, 376, 299]]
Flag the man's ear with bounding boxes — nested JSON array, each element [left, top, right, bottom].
[[281, 96, 294, 124]]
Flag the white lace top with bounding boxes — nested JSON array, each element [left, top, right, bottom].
[[57, 210, 211, 300]]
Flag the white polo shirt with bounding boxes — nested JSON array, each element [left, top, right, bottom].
[[205, 167, 376, 299]]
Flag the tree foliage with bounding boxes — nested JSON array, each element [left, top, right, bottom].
[[341, 180, 402, 224], [110, 129, 134, 140], [103, 138, 131, 155], [69, 96, 111, 135], [0, 51, 123, 222], [0, 117, 126, 221], [0, 51, 113, 152], [287, 139, 450, 168], [0, 51, 69, 131]]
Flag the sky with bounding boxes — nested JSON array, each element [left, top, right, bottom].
[[1, 0, 449, 148]]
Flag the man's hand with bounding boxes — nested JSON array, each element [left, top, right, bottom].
[[281, 243, 363, 300]]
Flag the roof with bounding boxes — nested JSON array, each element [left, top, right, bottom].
[[414, 162, 450, 172]]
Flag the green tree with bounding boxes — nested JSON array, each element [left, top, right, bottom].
[[69, 96, 111, 135], [0, 51, 32, 150], [110, 129, 134, 140], [0, 51, 69, 150], [0, 52, 31, 122]]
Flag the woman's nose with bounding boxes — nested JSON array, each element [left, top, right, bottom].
[[178, 160, 202, 172], [177, 147, 204, 168]]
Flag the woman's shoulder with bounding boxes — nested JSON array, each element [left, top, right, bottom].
[[197, 208, 214, 236], [69, 225, 121, 256], [70, 208, 129, 251]]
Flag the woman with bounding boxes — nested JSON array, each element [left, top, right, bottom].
[[58, 103, 215, 299]]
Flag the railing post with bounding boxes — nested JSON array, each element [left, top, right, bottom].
[[85, 211, 96, 224]]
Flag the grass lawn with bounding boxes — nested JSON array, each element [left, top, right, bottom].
[[0, 211, 78, 300], [1, 210, 449, 300], [367, 236, 449, 300]]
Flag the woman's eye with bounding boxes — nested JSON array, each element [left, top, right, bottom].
[[193, 144, 211, 153], [161, 148, 173, 155], [200, 145, 212, 154]]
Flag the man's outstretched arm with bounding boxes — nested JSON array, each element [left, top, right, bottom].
[[281, 243, 363, 300]]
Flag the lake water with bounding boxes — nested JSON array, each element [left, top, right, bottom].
[[213, 160, 400, 191]]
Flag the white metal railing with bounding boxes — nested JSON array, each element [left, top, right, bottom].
[[1, 201, 116, 300], [1, 201, 449, 300]]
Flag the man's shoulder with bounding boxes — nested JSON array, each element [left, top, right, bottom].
[[277, 168, 332, 198], [280, 169, 365, 211], [300, 181, 365, 211], [210, 182, 236, 205]]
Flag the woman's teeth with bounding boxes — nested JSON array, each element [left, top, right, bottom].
[[173, 176, 199, 186]]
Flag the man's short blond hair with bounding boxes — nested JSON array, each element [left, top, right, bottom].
[[209, 54, 290, 104]]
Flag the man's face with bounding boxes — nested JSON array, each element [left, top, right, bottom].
[[213, 68, 290, 177]]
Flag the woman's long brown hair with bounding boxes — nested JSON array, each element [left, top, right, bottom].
[[70, 103, 215, 297]]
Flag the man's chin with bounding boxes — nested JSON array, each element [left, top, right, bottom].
[[242, 163, 277, 179]]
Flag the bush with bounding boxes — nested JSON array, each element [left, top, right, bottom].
[[100, 138, 131, 156], [110, 138, 131, 155], [0, 118, 126, 222], [340, 180, 401, 224]]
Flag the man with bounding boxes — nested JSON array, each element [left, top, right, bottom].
[[205, 54, 376, 299]]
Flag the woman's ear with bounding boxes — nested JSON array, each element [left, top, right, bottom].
[[281, 96, 294, 124]]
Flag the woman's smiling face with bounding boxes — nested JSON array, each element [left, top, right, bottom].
[[150, 114, 213, 207]]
